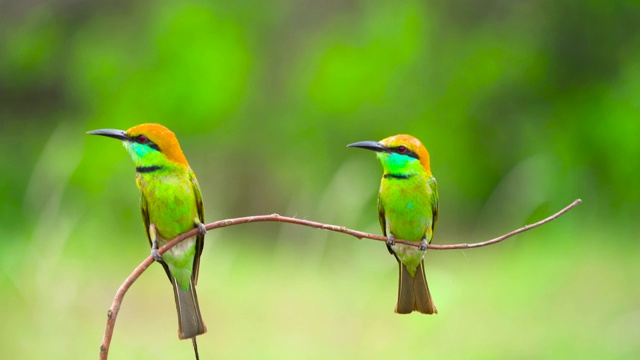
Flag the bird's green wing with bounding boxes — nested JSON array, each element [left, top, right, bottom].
[[377, 192, 386, 237], [378, 191, 396, 255], [140, 190, 152, 248], [427, 176, 439, 239], [189, 169, 205, 285], [141, 189, 172, 281]]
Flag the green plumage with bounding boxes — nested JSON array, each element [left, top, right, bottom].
[[88, 124, 207, 342], [138, 166, 204, 291], [378, 168, 438, 275], [348, 135, 439, 315], [377, 152, 439, 314], [127, 139, 207, 340]]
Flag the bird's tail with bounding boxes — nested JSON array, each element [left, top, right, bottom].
[[172, 277, 207, 340], [395, 260, 438, 314]]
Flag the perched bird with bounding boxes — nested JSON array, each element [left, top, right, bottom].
[[348, 134, 438, 314], [88, 124, 207, 348]]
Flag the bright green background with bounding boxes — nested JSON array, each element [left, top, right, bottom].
[[1, 1, 639, 359]]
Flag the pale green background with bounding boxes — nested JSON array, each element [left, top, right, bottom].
[[1, 1, 638, 359]]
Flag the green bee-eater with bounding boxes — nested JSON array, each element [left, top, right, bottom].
[[348, 134, 438, 314], [88, 124, 207, 341]]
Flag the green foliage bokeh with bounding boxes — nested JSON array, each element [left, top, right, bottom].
[[1, 1, 638, 359]]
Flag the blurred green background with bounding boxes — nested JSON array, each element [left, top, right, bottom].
[[1, 0, 639, 359]]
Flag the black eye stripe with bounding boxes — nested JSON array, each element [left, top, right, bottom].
[[133, 135, 161, 151], [390, 146, 419, 159]]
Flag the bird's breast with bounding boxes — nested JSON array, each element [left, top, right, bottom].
[[137, 173, 198, 240], [379, 176, 432, 242]]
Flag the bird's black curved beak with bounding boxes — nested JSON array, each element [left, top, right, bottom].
[[347, 140, 388, 152], [87, 129, 130, 141]]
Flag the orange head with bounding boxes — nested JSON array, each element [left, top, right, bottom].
[[348, 134, 432, 176], [88, 123, 189, 168]]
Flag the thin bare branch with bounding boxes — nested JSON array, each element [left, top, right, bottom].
[[99, 198, 582, 359]]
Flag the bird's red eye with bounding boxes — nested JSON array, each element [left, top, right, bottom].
[[137, 135, 147, 143], [397, 145, 407, 153]]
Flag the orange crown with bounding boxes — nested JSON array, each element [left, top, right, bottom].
[[126, 123, 189, 166], [379, 134, 431, 175]]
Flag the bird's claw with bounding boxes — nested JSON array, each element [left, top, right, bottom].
[[196, 222, 207, 236], [151, 240, 164, 262], [419, 238, 428, 251], [386, 234, 396, 247]]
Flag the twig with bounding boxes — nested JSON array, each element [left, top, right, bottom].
[[99, 198, 582, 359]]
